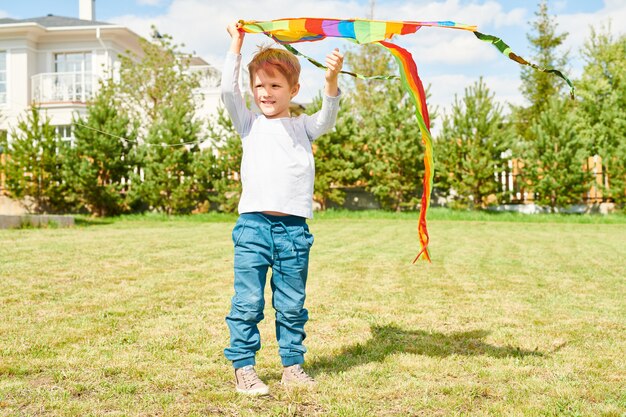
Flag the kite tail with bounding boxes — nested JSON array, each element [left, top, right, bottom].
[[239, 18, 577, 264], [474, 31, 575, 99], [379, 41, 433, 263]]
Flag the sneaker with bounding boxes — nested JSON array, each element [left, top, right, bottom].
[[234, 365, 270, 395], [281, 364, 316, 386]]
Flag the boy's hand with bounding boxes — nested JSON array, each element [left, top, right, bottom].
[[227, 22, 245, 54], [324, 48, 343, 97], [325, 48, 344, 81]]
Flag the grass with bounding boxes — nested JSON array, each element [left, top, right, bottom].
[[1, 211, 624, 416]]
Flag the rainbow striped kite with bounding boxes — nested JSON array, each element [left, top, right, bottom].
[[240, 18, 574, 263]]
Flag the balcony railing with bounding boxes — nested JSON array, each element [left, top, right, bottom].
[[31, 72, 97, 104]]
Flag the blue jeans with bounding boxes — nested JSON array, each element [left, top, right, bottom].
[[224, 212, 314, 369]]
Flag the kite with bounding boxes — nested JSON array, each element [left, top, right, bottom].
[[239, 18, 574, 263]]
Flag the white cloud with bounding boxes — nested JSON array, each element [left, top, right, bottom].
[[399, 29, 500, 65], [107, 0, 626, 112], [136, 0, 164, 6], [428, 73, 522, 112], [376, 0, 526, 29], [110, 0, 530, 68], [557, 0, 626, 58], [107, 0, 531, 109], [111, 0, 366, 75]]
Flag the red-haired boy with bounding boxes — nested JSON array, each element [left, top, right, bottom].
[[222, 22, 343, 395]]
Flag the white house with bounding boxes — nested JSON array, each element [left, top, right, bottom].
[[0, 0, 223, 145], [0, 0, 231, 214]]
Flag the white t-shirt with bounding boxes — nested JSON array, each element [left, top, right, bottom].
[[221, 52, 341, 218]]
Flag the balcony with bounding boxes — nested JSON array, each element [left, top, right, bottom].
[[31, 72, 97, 105]]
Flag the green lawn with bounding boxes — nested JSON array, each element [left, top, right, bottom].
[[1, 212, 624, 416]]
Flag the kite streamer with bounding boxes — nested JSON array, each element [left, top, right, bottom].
[[239, 18, 574, 262]]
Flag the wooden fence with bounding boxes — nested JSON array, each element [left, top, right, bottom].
[[495, 155, 610, 204]]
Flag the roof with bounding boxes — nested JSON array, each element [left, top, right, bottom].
[[0, 15, 112, 28], [190, 56, 209, 66]]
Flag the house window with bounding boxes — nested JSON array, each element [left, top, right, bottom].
[[54, 52, 93, 102], [55, 52, 92, 73], [0, 51, 6, 104], [56, 125, 75, 148]]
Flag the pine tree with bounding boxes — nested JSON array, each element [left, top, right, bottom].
[[117, 28, 199, 127], [511, 0, 582, 210], [135, 98, 203, 214], [66, 79, 137, 216], [436, 78, 509, 209], [208, 107, 242, 213], [363, 80, 428, 211], [344, 42, 400, 191], [345, 43, 435, 211], [511, 0, 570, 153], [520, 0, 569, 114], [345, 44, 395, 114], [523, 97, 591, 212], [189, 146, 218, 213], [577, 26, 626, 207], [305, 95, 362, 209], [117, 28, 205, 214], [2, 107, 68, 213]]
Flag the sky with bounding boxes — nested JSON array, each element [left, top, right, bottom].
[[1, 0, 625, 121]]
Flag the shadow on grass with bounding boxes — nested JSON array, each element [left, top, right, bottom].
[[310, 323, 542, 374]]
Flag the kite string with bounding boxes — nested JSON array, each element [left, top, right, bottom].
[[262, 32, 400, 81], [73, 121, 211, 147]]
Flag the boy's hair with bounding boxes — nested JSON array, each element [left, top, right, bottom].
[[248, 45, 301, 88]]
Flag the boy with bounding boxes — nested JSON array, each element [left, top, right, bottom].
[[222, 22, 343, 395]]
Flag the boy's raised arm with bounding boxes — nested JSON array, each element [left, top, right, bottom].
[[324, 48, 343, 97], [304, 49, 343, 140], [222, 22, 254, 137]]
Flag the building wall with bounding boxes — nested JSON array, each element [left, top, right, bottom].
[[1, 44, 31, 125], [1, 29, 223, 136]]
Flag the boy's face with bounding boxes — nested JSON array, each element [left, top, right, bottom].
[[252, 68, 300, 119]]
